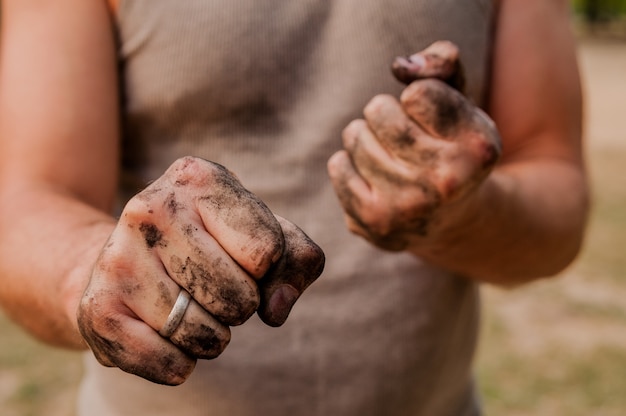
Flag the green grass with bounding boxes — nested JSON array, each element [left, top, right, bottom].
[[0, 316, 82, 416], [572, 0, 626, 16], [478, 345, 626, 416]]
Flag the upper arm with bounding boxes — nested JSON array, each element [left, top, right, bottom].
[[0, 0, 120, 211], [488, 0, 583, 167]]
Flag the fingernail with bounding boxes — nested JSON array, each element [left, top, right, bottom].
[[391, 54, 426, 85], [268, 285, 299, 326], [407, 53, 426, 69]]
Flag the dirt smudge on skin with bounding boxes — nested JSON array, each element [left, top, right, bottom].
[[164, 192, 185, 216], [198, 163, 284, 271], [77, 313, 126, 368], [396, 127, 416, 148], [426, 87, 463, 137], [419, 148, 440, 165], [139, 222, 165, 248], [182, 224, 197, 237], [169, 254, 259, 326], [171, 320, 228, 359], [155, 280, 172, 309]]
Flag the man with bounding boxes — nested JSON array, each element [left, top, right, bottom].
[[0, 0, 587, 414]]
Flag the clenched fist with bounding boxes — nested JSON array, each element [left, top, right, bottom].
[[328, 41, 501, 252], [77, 157, 324, 385]]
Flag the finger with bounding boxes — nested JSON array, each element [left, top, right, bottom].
[[361, 94, 428, 158], [77, 301, 195, 386], [327, 151, 383, 243], [343, 119, 395, 174], [391, 40, 466, 92], [327, 150, 372, 222], [168, 299, 231, 360], [256, 216, 325, 327], [400, 79, 475, 139], [164, 157, 285, 279], [89, 230, 232, 362], [121, 189, 260, 327], [159, 218, 260, 326]]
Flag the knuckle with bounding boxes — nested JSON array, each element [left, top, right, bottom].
[[213, 284, 260, 326], [342, 119, 367, 142], [435, 170, 461, 201], [169, 156, 204, 178], [171, 319, 231, 360], [401, 78, 439, 103], [426, 40, 461, 63], [364, 94, 395, 119], [122, 195, 154, 222], [167, 156, 225, 188], [402, 80, 470, 137], [249, 235, 284, 276]]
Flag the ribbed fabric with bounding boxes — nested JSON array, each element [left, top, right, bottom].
[[80, 1, 494, 415]]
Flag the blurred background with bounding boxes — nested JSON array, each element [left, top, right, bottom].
[[1, 2, 626, 415]]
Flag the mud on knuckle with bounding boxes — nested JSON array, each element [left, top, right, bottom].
[[402, 80, 468, 135], [171, 320, 231, 360], [213, 284, 260, 326]]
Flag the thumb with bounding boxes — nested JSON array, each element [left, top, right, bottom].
[[391, 40, 466, 93], [257, 216, 325, 327]]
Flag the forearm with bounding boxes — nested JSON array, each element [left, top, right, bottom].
[[413, 158, 589, 285], [0, 0, 121, 348], [0, 182, 115, 348]]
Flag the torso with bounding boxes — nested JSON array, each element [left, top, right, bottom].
[[80, 1, 494, 415]]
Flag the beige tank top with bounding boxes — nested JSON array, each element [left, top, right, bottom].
[[79, 1, 494, 415]]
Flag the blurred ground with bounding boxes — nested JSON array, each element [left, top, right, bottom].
[[477, 38, 626, 415], [0, 37, 625, 416]]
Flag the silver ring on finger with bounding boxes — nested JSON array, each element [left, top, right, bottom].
[[159, 289, 191, 338]]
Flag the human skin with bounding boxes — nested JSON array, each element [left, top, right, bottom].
[[328, 0, 588, 285], [77, 157, 324, 384], [0, 0, 324, 385], [0, 0, 587, 384]]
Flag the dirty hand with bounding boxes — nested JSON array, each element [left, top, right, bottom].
[[77, 157, 324, 385], [327, 41, 502, 251]]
